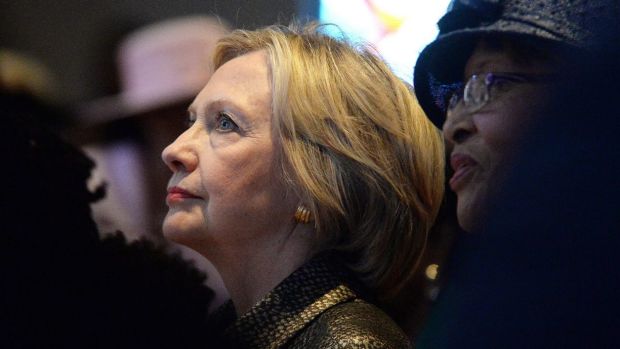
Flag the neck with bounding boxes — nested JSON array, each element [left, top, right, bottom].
[[196, 223, 315, 316]]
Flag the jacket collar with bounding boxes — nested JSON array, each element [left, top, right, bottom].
[[223, 253, 366, 348]]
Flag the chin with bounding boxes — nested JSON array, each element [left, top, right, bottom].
[[457, 210, 476, 233], [456, 179, 493, 232], [162, 212, 204, 247], [456, 194, 486, 233]]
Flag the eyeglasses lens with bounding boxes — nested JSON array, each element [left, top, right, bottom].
[[466, 75, 489, 109]]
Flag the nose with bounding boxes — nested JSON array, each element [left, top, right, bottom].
[[161, 131, 198, 174], [442, 105, 476, 145]]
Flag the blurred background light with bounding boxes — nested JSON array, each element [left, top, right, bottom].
[[319, 0, 451, 83]]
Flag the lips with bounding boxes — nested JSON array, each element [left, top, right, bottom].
[[166, 186, 202, 204], [449, 153, 478, 191]]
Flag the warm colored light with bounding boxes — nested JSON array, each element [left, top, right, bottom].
[[425, 263, 439, 281]]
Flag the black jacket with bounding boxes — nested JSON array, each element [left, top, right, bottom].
[[212, 254, 411, 349]]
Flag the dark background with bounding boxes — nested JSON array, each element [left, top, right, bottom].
[[0, 0, 318, 105]]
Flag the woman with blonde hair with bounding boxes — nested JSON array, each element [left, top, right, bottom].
[[162, 23, 444, 348]]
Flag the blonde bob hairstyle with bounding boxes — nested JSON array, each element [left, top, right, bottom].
[[213, 23, 444, 300]]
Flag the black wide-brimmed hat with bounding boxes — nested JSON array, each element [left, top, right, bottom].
[[414, 0, 618, 127]]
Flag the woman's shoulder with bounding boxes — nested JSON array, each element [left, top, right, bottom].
[[288, 299, 412, 349]]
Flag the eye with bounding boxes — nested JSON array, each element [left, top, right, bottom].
[[486, 74, 525, 95], [186, 113, 197, 128], [215, 112, 238, 132], [489, 77, 513, 90]]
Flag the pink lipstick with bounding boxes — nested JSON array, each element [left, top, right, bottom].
[[166, 186, 201, 204], [449, 153, 477, 191]]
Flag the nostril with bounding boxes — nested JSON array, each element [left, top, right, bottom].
[[452, 129, 471, 144], [171, 159, 185, 172]]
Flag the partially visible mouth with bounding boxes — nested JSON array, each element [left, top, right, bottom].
[[166, 186, 202, 204], [449, 153, 478, 192]]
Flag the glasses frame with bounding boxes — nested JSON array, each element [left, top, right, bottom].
[[445, 72, 557, 115]]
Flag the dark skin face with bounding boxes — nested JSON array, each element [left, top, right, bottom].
[[443, 39, 556, 232]]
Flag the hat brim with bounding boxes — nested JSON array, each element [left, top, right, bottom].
[[76, 88, 197, 126]]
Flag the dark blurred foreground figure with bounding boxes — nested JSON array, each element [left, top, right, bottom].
[[413, 0, 620, 347], [0, 91, 214, 348]]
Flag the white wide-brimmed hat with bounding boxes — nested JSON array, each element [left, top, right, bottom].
[[79, 15, 230, 125]]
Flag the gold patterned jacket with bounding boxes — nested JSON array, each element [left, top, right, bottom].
[[211, 254, 412, 349]]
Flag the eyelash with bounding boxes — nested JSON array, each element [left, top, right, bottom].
[[186, 113, 197, 128], [214, 112, 238, 132], [185, 112, 239, 132]]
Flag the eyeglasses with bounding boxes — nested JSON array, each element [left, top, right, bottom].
[[445, 72, 556, 115]]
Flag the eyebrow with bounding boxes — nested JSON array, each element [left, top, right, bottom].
[[464, 58, 494, 79], [190, 98, 251, 126]]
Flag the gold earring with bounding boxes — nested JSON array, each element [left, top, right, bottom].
[[294, 204, 312, 224]]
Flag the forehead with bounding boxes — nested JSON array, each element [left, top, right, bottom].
[[464, 39, 555, 77], [210, 50, 269, 94], [191, 50, 271, 116]]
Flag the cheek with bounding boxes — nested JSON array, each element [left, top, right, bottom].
[[199, 144, 281, 204], [480, 90, 547, 148], [472, 111, 522, 179], [195, 145, 294, 238], [475, 99, 537, 154], [476, 114, 516, 149]]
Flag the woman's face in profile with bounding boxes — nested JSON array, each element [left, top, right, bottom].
[[161, 50, 297, 252], [442, 40, 554, 231]]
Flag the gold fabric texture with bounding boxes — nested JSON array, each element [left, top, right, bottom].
[[222, 254, 412, 348]]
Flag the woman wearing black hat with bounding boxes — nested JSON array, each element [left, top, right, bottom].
[[414, 0, 617, 232], [412, 1, 620, 347]]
